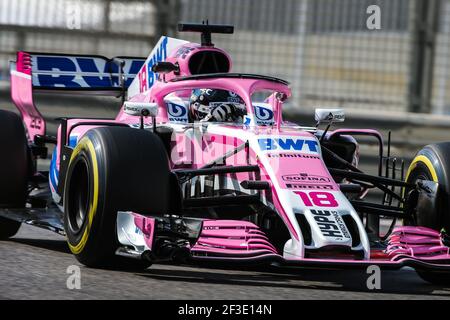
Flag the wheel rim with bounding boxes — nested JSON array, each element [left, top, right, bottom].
[[67, 156, 90, 235], [405, 163, 435, 227]]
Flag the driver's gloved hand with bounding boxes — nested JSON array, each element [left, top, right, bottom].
[[210, 103, 235, 122]]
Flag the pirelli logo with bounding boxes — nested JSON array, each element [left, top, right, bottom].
[[286, 184, 333, 190]]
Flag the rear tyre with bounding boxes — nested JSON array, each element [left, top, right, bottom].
[[405, 142, 450, 284], [63, 127, 171, 268], [0, 110, 29, 239]]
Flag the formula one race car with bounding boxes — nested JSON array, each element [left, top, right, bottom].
[[2, 23, 450, 284]]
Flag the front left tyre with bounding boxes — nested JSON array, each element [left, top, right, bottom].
[[63, 126, 171, 268], [0, 110, 29, 239]]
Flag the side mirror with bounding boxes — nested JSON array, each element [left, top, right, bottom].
[[151, 62, 180, 74], [123, 101, 158, 117], [314, 108, 345, 124]]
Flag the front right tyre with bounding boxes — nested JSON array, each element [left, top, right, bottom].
[[405, 143, 450, 231], [63, 126, 171, 268], [405, 142, 450, 285]]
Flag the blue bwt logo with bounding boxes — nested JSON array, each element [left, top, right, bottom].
[[254, 105, 274, 121], [35, 56, 143, 88], [167, 102, 188, 122], [167, 103, 187, 117], [258, 138, 319, 153], [146, 37, 168, 88]]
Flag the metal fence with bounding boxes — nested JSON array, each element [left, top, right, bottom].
[[181, 0, 450, 114], [0, 0, 179, 82], [1, 0, 450, 115]]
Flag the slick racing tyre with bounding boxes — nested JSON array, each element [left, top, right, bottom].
[[405, 142, 450, 284], [0, 110, 29, 239], [405, 142, 450, 231], [63, 127, 170, 268]]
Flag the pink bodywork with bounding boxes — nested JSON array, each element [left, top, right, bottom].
[[190, 224, 450, 266], [133, 215, 156, 250], [386, 226, 450, 261], [10, 40, 450, 270], [191, 220, 278, 258]]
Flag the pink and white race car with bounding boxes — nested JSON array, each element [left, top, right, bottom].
[[2, 23, 450, 284]]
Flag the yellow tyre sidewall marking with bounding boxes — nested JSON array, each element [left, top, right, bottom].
[[66, 137, 99, 255], [405, 155, 438, 183], [401, 155, 438, 211]]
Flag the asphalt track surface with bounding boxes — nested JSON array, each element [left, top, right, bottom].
[[1, 224, 450, 300]]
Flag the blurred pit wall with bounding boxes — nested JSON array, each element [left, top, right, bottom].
[[2, 0, 450, 114], [180, 0, 450, 115]]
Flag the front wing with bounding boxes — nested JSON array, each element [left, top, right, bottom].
[[117, 211, 450, 273]]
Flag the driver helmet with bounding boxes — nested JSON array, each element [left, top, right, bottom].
[[188, 89, 246, 123]]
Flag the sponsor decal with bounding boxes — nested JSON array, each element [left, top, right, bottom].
[[258, 137, 319, 153], [295, 191, 339, 207], [282, 173, 330, 183], [227, 96, 243, 103], [128, 37, 189, 98], [167, 102, 188, 123], [324, 112, 344, 121], [123, 104, 141, 114], [243, 104, 274, 126], [175, 46, 195, 59], [32, 56, 143, 88], [284, 174, 333, 190], [286, 184, 333, 190], [30, 118, 43, 130], [207, 98, 243, 106], [266, 153, 320, 159], [253, 104, 274, 125], [140, 36, 169, 92], [310, 209, 350, 239], [199, 88, 213, 96]]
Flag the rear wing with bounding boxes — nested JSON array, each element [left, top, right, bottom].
[[13, 51, 145, 94], [10, 51, 145, 140]]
